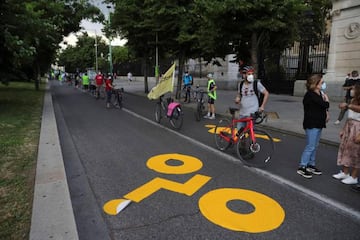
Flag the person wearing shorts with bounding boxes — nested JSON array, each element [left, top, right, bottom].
[[204, 73, 217, 119]]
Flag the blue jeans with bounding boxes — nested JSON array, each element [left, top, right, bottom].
[[299, 128, 322, 167]]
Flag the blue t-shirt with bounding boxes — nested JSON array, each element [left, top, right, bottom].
[[183, 74, 193, 85]]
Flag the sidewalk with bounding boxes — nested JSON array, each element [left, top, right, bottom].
[[116, 77, 344, 146]]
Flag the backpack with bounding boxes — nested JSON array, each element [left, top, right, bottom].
[[238, 80, 264, 105]]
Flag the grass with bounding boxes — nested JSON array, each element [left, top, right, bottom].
[[0, 81, 45, 239]]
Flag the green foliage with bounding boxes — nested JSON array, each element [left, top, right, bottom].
[[1, 0, 103, 85], [0, 82, 45, 239]]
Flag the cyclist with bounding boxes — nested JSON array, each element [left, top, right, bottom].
[[105, 74, 114, 108], [235, 66, 269, 131], [182, 71, 193, 103], [204, 73, 217, 120], [95, 71, 104, 98]]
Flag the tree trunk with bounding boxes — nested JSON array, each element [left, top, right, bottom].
[[250, 32, 258, 74], [142, 56, 149, 93], [176, 53, 185, 99], [34, 61, 40, 91]]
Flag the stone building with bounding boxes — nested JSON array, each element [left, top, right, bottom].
[[294, 0, 360, 100]]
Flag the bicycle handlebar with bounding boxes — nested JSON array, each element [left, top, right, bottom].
[[228, 107, 267, 124], [251, 111, 267, 124]]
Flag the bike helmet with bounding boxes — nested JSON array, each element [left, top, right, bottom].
[[207, 73, 213, 79], [243, 66, 254, 74]]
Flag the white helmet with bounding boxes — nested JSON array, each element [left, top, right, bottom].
[[207, 73, 213, 79]]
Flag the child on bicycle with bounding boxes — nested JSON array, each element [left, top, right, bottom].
[[235, 66, 269, 132]]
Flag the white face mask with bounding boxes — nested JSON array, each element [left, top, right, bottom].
[[350, 89, 355, 97], [321, 82, 327, 91], [247, 74, 254, 82]]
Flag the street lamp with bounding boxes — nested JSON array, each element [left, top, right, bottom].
[[155, 32, 159, 83], [94, 30, 98, 73], [107, 5, 113, 74]]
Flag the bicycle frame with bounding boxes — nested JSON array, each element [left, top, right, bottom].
[[220, 116, 256, 144], [155, 95, 183, 130], [158, 95, 169, 114]]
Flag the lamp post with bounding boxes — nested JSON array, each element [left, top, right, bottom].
[[107, 5, 113, 74], [155, 32, 159, 83], [94, 30, 98, 73]]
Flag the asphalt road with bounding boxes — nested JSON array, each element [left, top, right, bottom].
[[52, 82, 360, 240]]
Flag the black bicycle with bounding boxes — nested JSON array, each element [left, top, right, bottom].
[[194, 87, 207, 121], [111, 86, 124, 109]]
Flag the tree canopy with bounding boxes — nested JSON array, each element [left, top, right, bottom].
[[57, 33, 133, 74], [105, 0, 331, 91], [0, 0, 103, 88]]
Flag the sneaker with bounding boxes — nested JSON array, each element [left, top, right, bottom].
[[334, 120, 340, 125], [297, 167, 312, 179], [332, 171, 349, 180], [341, 176, 358, 185], [203, 115, 209, 119], [209, 115, 216, 120], [350, 184, 360, 193], [306, 165, 322, 175]]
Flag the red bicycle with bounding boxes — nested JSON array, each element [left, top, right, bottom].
[[214, 107, 274, 167]]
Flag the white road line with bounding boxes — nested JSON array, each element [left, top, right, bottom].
[[122, 107, 360, 222]]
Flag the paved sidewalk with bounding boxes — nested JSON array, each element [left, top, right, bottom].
[[116, 77, 345, 146]]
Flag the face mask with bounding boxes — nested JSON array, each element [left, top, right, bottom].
[[321, 82, 327, 91], [350, 89, 355, 97], [247, 74, 254, 82]]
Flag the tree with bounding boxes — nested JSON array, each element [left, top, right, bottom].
[[195, 0, 308, 72], [1, 0, 103, 89], [57, 33, 110, 73], [106, 0, 204, 96]]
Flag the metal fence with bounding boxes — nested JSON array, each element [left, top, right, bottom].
[[280, 36, 330, 81]]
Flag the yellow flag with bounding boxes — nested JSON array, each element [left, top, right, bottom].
[[147, 63, 176, 100]]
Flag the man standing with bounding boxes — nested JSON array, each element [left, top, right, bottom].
[[82, 72, 90, 91], [127, 72, 133, 82], [95, 71, 104, 98], [182, 71, 193, 103], [235, 66, 269, 130], [204, 73, 217, 120], [334, 70, 360, 125]]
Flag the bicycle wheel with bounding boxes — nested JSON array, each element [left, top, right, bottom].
[[194, 102, 202, 121], [117, 92, 123, 109], [214, 118, 233, 151], [236, 128, 274, 168], [170, 107, 183, 129], [155, 103, 162, 123], [100, 88, 105, 99]]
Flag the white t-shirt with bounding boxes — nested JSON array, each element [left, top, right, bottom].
[[348, 109, 360, 121], [238, 81, 266, 117]]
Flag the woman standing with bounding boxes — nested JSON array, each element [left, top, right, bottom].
[[332, 84, 360, 185], [297, 74, 329, 179]]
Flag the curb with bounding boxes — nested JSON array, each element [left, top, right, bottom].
[[30, 82, 79, 240]]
